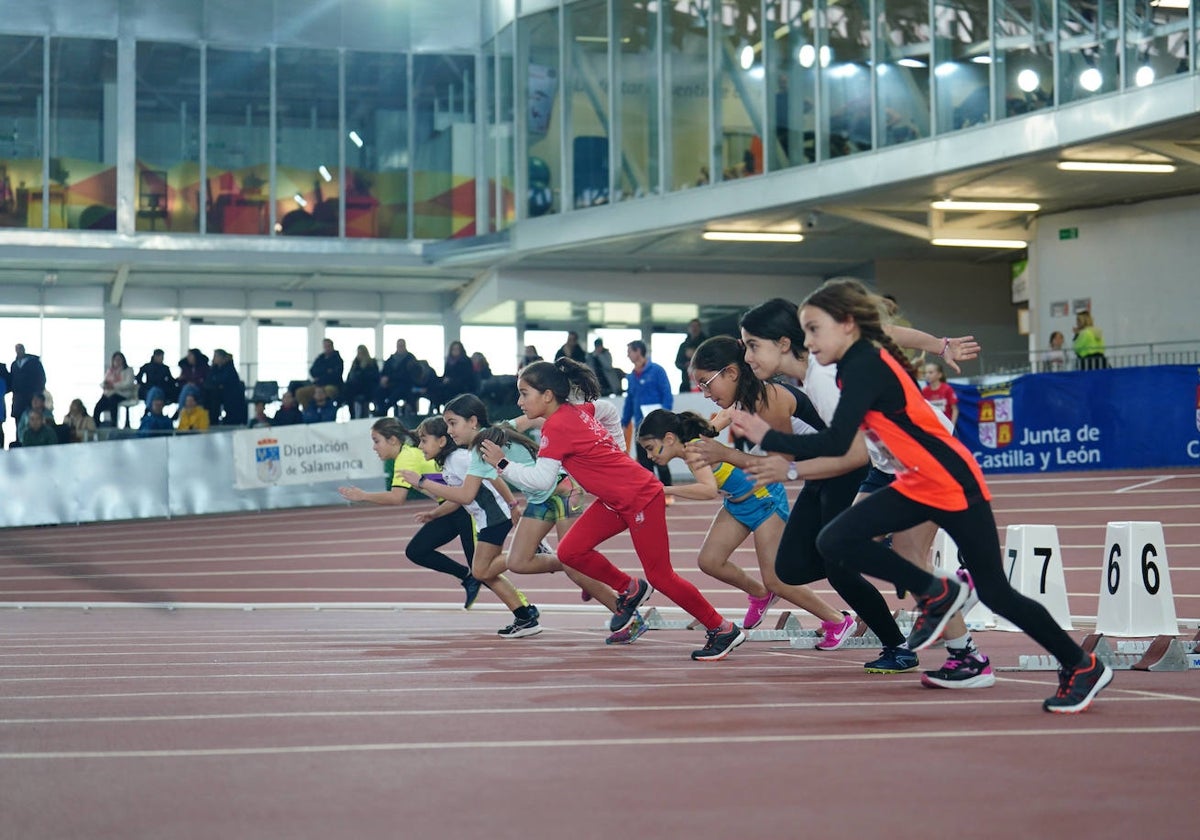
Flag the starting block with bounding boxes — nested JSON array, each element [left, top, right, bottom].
[[996, 524, 1072, 632], [641, 607, 701, 631], [1014, 632, 1200, 671], [929, 529, 995, 630], [789, 616, 884, 650], [1095, 521, 1179, 637], [745, 611, 810, 642]]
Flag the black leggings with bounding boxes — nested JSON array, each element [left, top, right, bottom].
[[775, 467, 905, 648], [406, 506, 475, 580], [817, 487, 1084, 666]]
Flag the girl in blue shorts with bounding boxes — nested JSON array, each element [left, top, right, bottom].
[[637, 409, 855, 644]]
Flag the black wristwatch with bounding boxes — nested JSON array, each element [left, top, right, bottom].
[[496, 458, 510, 471]]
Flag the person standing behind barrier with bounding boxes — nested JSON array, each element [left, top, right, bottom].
[[376, 339, 418, 417], [342, 345, 380, 419], [136, 349, 176, 404], [0, 361, 8, 448], [621, 340, 673, 486], [1072, 311, 1108, 370], [1043, 331, 1067, 372], [638, 409, 855, 644], [554, 331, 587, 363], [921, 362, 958, 429], [338, 417, 485, 611], [10, 344, 46, 427], [480, 358, 745, 660], [674, 319, 708, 393], [587, 338, 622, 396], [399, 415, 542, 638], [730, 279, 1113, 713]]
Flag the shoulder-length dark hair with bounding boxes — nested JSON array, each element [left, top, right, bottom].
[[689, 335, 769, 413]]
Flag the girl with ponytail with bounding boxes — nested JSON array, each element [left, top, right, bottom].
[[729, 280, 1113, 713]]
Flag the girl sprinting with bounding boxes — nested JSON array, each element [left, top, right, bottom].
[[397, 416, 542, 638], [638, 408, 855, 643], [338, 417, 483, 609], [730, 279, 1113, 713], [479, 358, 745, 661]]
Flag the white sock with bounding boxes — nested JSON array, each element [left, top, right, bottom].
[[944, 633, 973, 652]]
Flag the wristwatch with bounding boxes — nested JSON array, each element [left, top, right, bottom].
[[496, 458, 510, 471]]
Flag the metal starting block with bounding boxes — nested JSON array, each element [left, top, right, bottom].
[[745, 611, 808, 642], [1015, 633, 1200, 672], [641, 607, 702, 631]]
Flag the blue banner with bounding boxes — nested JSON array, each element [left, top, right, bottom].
[[953, 365, 1200, 473]]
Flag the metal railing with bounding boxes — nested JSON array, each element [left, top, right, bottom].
[[970, 341, 1200, 379]]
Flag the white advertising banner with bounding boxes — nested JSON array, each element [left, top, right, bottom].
[[232, 419, 379, 489]]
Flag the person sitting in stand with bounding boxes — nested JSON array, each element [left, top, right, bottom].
[[20, 409, 58, 447], [93, 351, 137, 427], [248, 401, 272, 428], [62, 398, 97, 443], [15, 392, 55, 445], [177, 391, 210, 433], [272, 391, 304, 426], [303, 386, 337, 423], [138, 387, 175, 437], [136, 349, 177, 404]]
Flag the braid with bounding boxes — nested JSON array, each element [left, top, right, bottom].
[[803, 278, 918, 380]]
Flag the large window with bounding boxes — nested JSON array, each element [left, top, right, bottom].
[[521, 8, 562, 217], [121, 320, 183, 383], [50, 38, 118, 231], [997, 1, 1054, 118], [461, 325, 518, 376], [616, 0, 660, 199], [186, 323, 243, 378], [766, 0, 815, 170], [206, 48, 271, 236], [324, 326, 378, 368], [715, 0, 764, 181], [565, 0, 611, 208], [819, 1, 872, 158], [934, 0, 991, 133], [345, 51, 409, 239], [276, 49, 340, 237], [876, 0, 930, 146], [42, 318, 106, 417], [0, 36, 44, 230], [136, 42, 201, 233], [413, 54, 477, 238], [1058, 0, 1119, 104], [383, 323, 444, 373], [666, 1, 712, 190], [255, 324, 309, 388]]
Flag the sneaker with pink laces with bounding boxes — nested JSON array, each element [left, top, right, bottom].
[[743, 592, 779, 630], [815, 612, 855, 651]]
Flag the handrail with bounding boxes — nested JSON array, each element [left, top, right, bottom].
[[968, 341, 1200, 379]]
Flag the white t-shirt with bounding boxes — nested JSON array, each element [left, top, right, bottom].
[[442, 448, 510, 530]]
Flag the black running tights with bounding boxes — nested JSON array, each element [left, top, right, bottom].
[[816, 487, 1084, 666], [774, 468, 906, 648], [405, 507, 475, 580]]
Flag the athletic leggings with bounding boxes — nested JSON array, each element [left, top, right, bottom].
[[557, 490, 723, 630], [774, 468, 906, 648], [817, 487, 1084, 665], [405, 506, 475, 581]]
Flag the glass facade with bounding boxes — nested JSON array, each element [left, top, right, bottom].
[[0, 0, 1195, 240]]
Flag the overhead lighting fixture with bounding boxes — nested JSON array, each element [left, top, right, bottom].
[[1135, 65, 1156, 87], [1150, 0, 1189, 8], [318, 165, 333, 182], [797, 44, 816, 68], [575, 36, 632, 44], [348, 130, 364, 148], [703, 231, 804, 243], [1079, 67, 1103, 92], [931, 200, 1041, 212], [739, 45, 755, 70], [1017, 69, 1040, 92], [931, 237, 1027, 249], [293, 194, 308, 207], [897, 58, 927, 68], [971, 55, 993, 65], [1057, 161, 1176, 173]]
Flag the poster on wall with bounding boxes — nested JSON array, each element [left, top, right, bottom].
[[1050, 300, 1069, 317], [528, 63, 559, 138], [1072, 297, 1092, 314]]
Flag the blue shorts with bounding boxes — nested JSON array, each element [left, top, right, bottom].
[[524, 485, 585, 523], [858, 467, 895, 495], [723, 482, 790, 531]]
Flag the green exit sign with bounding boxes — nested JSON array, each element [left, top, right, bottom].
[[274, 300, 293, 308], [1058, 227, 1079, 240]]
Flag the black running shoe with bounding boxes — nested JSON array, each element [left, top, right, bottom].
[[1043, 653, 1114, 713], [497, 616, 542, 639], [690, 623, 746, 661], [906, 577, 970, 652], [609, 578, 654, 633], [462, 575, 482, 610]]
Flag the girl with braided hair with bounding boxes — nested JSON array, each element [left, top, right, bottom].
[[728, 279, 1113, 713]]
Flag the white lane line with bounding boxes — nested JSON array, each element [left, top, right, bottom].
[[1115, 476, 1178, 493], [4, 725, 1198, 760]]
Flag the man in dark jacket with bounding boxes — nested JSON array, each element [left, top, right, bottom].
[[297, 339, 344, 408], [136, 349, 177, 403], [375, 338, 418, 416], [673, 319, 708, 393], [206, 349, 248, 426], [10, 343, 47, 424]]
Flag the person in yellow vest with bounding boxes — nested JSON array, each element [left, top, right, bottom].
[[1072, 311, 1108, 370]]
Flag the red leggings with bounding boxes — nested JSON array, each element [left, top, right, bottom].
[[557, 490, 723, 630]]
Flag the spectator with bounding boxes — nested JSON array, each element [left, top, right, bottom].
[[673, 319, 709, 393], [62, 398, 97, 443], [471, 352, 493, 382], [303, 386, 337, 423], [520, 345, 542, 367], [206, 349, 247, 426], [93, 352, 137, 426], [376, 338, 419, 417], [10, 343, 47, 426], [587, 338, 622, 396], [555, 331, 587, 363], [137, 387, 175, 437], [296, 339, 344, 408], [20, 409, 57, 447], [248, 401, 272, 428], [15, 391, 55, 445], [177, 391, 210, 432], [136, 349, 177, 404], [1043, 331, 1067, 372], [1073, 311, 1108, 370], [621, 339, 674, 486], [0, 360, 8, 449], [176, 348, 209, 396], [921, 361, 959, 428], [439, 341, 476, 405], [342, 344, 380, 419], [272, 391, 304, 426]]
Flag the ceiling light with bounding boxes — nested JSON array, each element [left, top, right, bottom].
[[348, 130, 364, 148], [293, 194, 308, 207], [1079, 67, 1103, 92], [740, 45, 755, 70], [703, 231, 804, 243], [1150, 0, 1189, 8], [897, 58, 927, 68], [931, 200, 1041, 212], [1135, 65, 1156, 87], [1017, 69, 1040, 92], [318, 165, 332, 182], [819, 46, 832, 67], [1057, 161, 1176, 173], [971, 55, 993, 64], [797, 44, 816, 68], [934, 62, 959, 77], [931, 237, 1027, 248]]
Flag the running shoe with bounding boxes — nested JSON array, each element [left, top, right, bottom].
[[920, 646, 996, 689], [609, 578, 654, 633], [1043, 653, 1113, 713], [461, 575, 482, 610], [815, 612, 855, 651], [906, 576, 970, 652], [690, 622, 746, 661], [605, 611, 647, 645], [955, 568, 981, 616], [864, 646, 919, 674], [536, 541, 553, 556], [742, 592, 780, 630], [496, 616, 542, 639]]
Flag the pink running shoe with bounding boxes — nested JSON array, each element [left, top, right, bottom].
[[743, 592, 779, 630], [815, 612, 855, 651]]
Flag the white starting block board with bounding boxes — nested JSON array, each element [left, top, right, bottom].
[[995, 524, 1073, 632], [1095, 521, 1179, 637], [929, 529, 995, 630]]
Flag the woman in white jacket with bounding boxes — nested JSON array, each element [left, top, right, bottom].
[[93, 351, 137, 426]]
